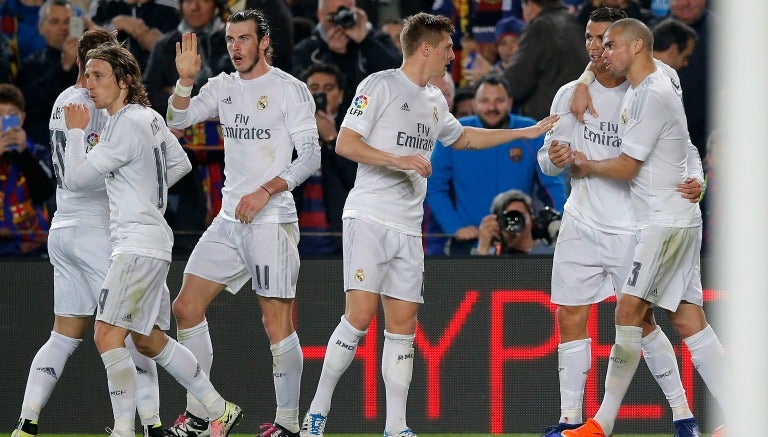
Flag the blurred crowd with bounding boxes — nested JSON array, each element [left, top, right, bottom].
[[0, 0, 717, 257]]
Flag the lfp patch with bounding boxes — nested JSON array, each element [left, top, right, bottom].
[[86, 132, 99, 150], [348, 94, 369, 116]]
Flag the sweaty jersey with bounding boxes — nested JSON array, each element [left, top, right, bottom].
[[65, 104, 192, 262], [49, 86, 110, 230], [619, 67, 702, 228], [166, 67, 320, 224], [341, 69, 464, 235]]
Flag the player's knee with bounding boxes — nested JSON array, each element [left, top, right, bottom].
[[172, 295, 204, 325], [556, 306, 589, 340]]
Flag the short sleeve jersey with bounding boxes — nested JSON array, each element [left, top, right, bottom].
[[618, 68, 702, 228], [49, 86, 111, 229], [166, 68, 317, 223], [88, 104, 189, 261], [340, 69, 464, 235], [543, 79, 635, 233]]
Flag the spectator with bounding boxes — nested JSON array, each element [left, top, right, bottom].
[[14, 0, 79, 148], [652, 17, 697, 70], [0, 32, 13, 82], [245, 0, 293, 71], [295, 62, 357, 255], [426, 74, 566, 255], [493, 15, 525, 72], [291, 0, 401, 108], [380, 17, 403, 54], [1, 0, 46, 63], [472, 189, 555, 255], [0, 83, 56, 256], [503, 0, 588, 119], [89, 0, 180, 69], [453, 85, 475, 118]]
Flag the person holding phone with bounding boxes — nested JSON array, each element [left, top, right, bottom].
[[0, 83, 56, 256]]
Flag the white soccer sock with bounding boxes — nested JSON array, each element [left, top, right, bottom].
[[309, 315, 367, 415], [271, 332, 303, 433], [177, 320, 213, 419], [641, 326, 692, 421], [594, 325, 642, 436], [101, 348, 137, 434], [382, 330, 415, 435], [20, 331, 80, 421], [152, 338, 225, 419], [125, 336, 161, 426], [683, 324, 728, 413], [557, 338, 591, 424]]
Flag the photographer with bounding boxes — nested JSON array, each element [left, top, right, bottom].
[[291, 0, 401, 108], [473, 189, 556, 255]]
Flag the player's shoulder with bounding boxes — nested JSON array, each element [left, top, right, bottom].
[[270, 67, 305, 85], [359, 68, 401, 90], [551, 80, 577, 111], [54, 86, 90, 106]]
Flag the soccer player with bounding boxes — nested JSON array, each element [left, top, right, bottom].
[[11, 29, 163, 437], [537, 8, 706, 437], [166, 9, 320, 437], [299, 12, 558, 437], [61, 43, 242, 437], [561, 18, 727, 437]]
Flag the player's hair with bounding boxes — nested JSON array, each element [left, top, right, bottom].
[[474, 73, 512, 99], [0, 83, 25, 112], [38, 0, 71, 26], [86, 44, 151, 107], [299, 62, 346, 89], [653, 18, 697, 52], [608, 18, 654, 53], [400, 12, 454, 58], [589, 7, 628, 23], [77, 29, 118, 70], [228, 8, 270, 40]]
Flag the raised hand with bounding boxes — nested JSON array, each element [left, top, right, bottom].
[[64, 103, 90, 130], [518, 114, 559, 139], [175, 32, 201, 83]]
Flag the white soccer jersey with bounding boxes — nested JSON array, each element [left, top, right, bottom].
[[541, 79, 635, 234], [65, 104, 192, 261], [340, 69, 464, 235], [166, 68, 320, 223], [619, 68, 702, 228], [49, 86, 111, 229]]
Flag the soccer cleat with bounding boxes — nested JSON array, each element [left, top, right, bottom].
[[11, 418, 38, 437], [144, 423, 165, 437], [711, 425, 726, 437], [259, 422, 299, 437], [165, 411, 210, 437], [299, 412, 327, 437], [561, 418, 607, 437], [673, 417, 701, 437], [383, 429, 418, 437], [209, 401, 243, 437], [540, 422, 583, 437]]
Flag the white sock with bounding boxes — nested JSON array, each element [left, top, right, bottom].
[[101, 348, 137, 434], [557, 338, 591, 424], [641, 326, 692, 421], [309, 315, 367, 415], [20, 331, 80, 421], [382, 330, 415, 435], [152, 338, 225, 419], [594, 325, 642, 436], [125, 336, 161, 426], [683, 324, 728, 413], [271, 332, 303, 433], [177, 320, 213, 419]]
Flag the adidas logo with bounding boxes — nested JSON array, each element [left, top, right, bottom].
[[400, 102, 410, 111], [122, 313, 133, 323], [37, 367, 58, 379], [222, 96, 232, 104]]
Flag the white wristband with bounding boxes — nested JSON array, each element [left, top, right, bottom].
[[575, 70, 595, 86], [175, 80, 193, 98]]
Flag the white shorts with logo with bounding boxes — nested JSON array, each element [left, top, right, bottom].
[[184, 217, 300, 298], [343, 218, 424, 303], [621, 225, 703, 311], [96, 254, 171, 336], [551, 215, 636, 306], [48, 225, 112, 317]]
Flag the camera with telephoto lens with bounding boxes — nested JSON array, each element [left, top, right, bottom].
[[498, 210, 525, 236], [327, 6, 357, 29], [532, 205, 562, 245]]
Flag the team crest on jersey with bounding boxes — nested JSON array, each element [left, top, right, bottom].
[[432, 106, 438, 124], [86, 132, 99, 151], [257, 95, 268, 110], [354, 268, 365, 282], [348, 95, 369, 117], [508, 147, 522, 162]]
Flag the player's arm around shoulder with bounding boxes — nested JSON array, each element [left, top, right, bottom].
[[336, 127, 432, 178]]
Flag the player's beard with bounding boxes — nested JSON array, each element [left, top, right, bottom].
[[236, 52, 260, 75]]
